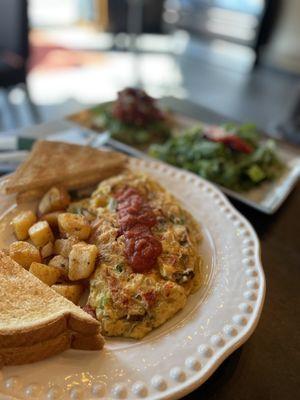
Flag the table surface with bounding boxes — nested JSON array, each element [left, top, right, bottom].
[[183, 186, 300, 400], [2, 97, 299, 400]]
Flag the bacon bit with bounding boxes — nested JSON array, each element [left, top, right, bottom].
[[82, 304, 97, 319], [122, 297, 130, 306], [143, 291, 157, 307], [107, 274, 119, 292], [163, 282, 174, 297]]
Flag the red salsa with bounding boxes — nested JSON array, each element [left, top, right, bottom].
[[115, 187, 162, 272]]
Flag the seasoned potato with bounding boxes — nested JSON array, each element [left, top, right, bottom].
[[51, 283, 84, 304], [40, 241, 54, 259], [68, 243, 98, 281], [38, 187, 70, 215], [58, 213, 91, 240], [40, 211, 62, 228], [54, 237, 78, 257], [28, 221, 54, 248], [48, 255, 69, 276], [12, 210, 37, 240], [29, 262, 61, 285], [9, 241, 41, 269], [67, 199, 95, 222]]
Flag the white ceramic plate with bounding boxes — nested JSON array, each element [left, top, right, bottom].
[[0, 158, 265, 400]]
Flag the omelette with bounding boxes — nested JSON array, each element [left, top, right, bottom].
[[81, 171, 202, 339]]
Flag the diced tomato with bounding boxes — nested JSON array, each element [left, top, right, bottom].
[[143, 291, 157, 307], [82, 304, 97, 319], [218, 135, 253, 154]]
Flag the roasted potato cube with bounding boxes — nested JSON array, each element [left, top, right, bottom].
[[29, 262, 61, 285], [12, 210, 37, 240], [40, 211, 62, 228], [51, 283, 84, 304], [9, 241, 41, 269], [68, 243, 98, 281], [54, 237, 78, 257], [40, 241, 54, 259], [48, 255, 69, 276], [28, 221, 54, 248], [67, 199, 95, 222], [38, 187, 70, 215], [58, 213, 91, 240]]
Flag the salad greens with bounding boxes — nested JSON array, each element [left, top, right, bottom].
[[149, 124, 284, 192]]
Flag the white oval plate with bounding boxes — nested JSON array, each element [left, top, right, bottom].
[[0, 158, 265, 400]]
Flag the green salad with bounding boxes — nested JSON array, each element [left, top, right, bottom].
[[149, 123, 284, 191]]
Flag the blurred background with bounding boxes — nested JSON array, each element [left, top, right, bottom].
[[0, 0, 299, 138]]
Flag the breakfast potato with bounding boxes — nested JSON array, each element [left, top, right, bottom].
[[58, 213, 91, 240], [40, 211, 63, 229], [48, 255, 69, 276], [28, 221, 54, 248], [51, 283, 84, 304], [38, 186, 70, 215], [29, 261, 61, 285], [68, 199, 95, 222], [54, 237, 78, 257], [40, 241, 54, 259], [12, 210, 37, 240], [68, 243, 98, 281], [9, 241, 41, 269]]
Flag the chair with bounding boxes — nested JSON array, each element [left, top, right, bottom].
[[0, 0, 39, 129]]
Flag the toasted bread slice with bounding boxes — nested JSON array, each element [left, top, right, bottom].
[[65, 165, 125, 190], [15, 166, 125, 204], [0, 331, 104, 366], [0, 332, 71, 366], [0, 251, 103, 348], [72, 331, 105, 351], [4, 141, 127, 194]]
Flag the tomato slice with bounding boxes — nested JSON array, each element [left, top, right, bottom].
[[217, 135, 253, 154], [204, 126, 253, 154]]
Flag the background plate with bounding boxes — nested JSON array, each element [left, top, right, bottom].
[[0, 158, 265, 400], [67, 97, 300, 214]]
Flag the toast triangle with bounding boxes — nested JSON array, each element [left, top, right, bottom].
[[0, 331, 104, 366], [4, 140, 127, 194], [0, 251, 103, 348]]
